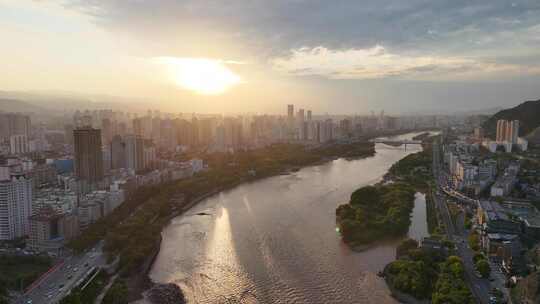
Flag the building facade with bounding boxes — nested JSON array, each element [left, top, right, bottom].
[[0, 174, 33, 240], [74, 128, 104, 186]]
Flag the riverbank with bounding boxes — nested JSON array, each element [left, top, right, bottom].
[[336, 134, 437, 248], [382, 135, 475, 304], [383, 265, 430, 304], [148, 130, 439, 303], [336, 182, 416, 247], [84, 140, 379, 302]]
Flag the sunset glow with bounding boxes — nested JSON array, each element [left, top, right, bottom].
[[159, 57, 242, 95]]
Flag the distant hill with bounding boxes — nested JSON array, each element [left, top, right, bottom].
[[0, 90, 149, 112], [481, 99, 540, 138], [0, 98, 47, 113], [452, 106, 505, 116]]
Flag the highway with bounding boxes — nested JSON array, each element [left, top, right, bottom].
[[432, 137, 507, 304], [20, 241, 107, 304]]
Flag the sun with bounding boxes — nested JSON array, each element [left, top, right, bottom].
[[158, 57, 242, 95]]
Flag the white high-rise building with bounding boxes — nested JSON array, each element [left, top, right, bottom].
[[10, 134, 29, 155], [0, 174, 33, 240]]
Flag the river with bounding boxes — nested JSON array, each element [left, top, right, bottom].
[[149, 132, 431, 304]]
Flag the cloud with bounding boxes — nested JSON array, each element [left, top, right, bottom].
[[65, 0, 540, 56], [272, 45, 540, 80]]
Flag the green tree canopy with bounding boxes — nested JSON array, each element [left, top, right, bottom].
[[475, 259, 491, 278]]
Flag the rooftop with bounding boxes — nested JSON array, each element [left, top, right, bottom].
[[479, 200, 511, 222], [29, 207, 63, 222], [523, 216, 540, 228]]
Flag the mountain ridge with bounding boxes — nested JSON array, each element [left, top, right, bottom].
[[481, 99, 540, 138]]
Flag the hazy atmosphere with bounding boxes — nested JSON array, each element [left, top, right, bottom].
[[2, 0, 540, 114], [4, 2, 540, 304]]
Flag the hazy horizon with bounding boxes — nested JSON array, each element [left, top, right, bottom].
[[2, 0, 540, 114]]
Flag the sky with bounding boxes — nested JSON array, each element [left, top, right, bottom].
[[1, 0, 540, 115]]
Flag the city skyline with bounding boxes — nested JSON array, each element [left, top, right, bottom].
[[2, 1, 540, 114], [4, 2, 540, 303]]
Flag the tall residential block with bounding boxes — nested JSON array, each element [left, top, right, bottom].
[[125, 135, 144, 172], [496, 120, 519, 144], [10, 134, 29, 155], [0, 113, 31, 140], [74, 128, 104, 185], [0, 173, 33, 240]]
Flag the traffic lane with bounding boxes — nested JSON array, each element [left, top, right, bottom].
[[456, 240, 491, 304], [24, 257, 79, 303], [25, 244, 106, 303], [488, 259, 510, 301], [25, 256, 85, 303], [53, 249, 107, 302]]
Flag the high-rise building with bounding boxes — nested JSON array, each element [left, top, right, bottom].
[[496, 120, 519, 144], [511, 120, 519, 144], [287, 104, 294, 119], [143, 140, 157, 170], [151, 116, 162, 144], [297, 109, 305, 125], [101, 118, 113, 145], [160, 118, 177, 150], [125, 135, 144, 172], [287, 104, 295, 140], [0, 173, 33, 240], [339, 119, 352, 138], [190, 117, 200, 147], [307, 110, 312, 121], [110, 135, 126, 170], [474, 127, 484, 140], [0, 113, 31, 142], [10, 134, 29, 155], [64, 124, 74, 145], [74, 128, 104, 185], [175, 118, 192, 146], [133, 117, 144, 137]]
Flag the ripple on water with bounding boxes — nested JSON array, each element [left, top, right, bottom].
[[150, 132, 434, 304]]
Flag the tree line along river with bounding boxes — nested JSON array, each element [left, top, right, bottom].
[[149, 132, 431, 304]]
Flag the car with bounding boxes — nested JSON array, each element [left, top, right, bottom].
[[26, 300, 33, 304], [67, 275, 73, 279], [73, 267, 78, 272]]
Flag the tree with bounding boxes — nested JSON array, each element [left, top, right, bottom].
[[468, 233, 480, 251], [0, 281, 8, 304], [103, 280, 129, 304], [59, 290, 82, 304], [432, 256, 474, 304], [476, 259, 491, 278], [473, 252, 486, 264], [396, 238, 419, 258], [336, 204, 355, 220]]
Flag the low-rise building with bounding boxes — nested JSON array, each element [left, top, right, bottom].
[[27, 207, 79, 254], [483, 233, 523, 273], [477, 200, 521, 235], [490, 163, 520, 197], [28, 207, 65, 254]]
